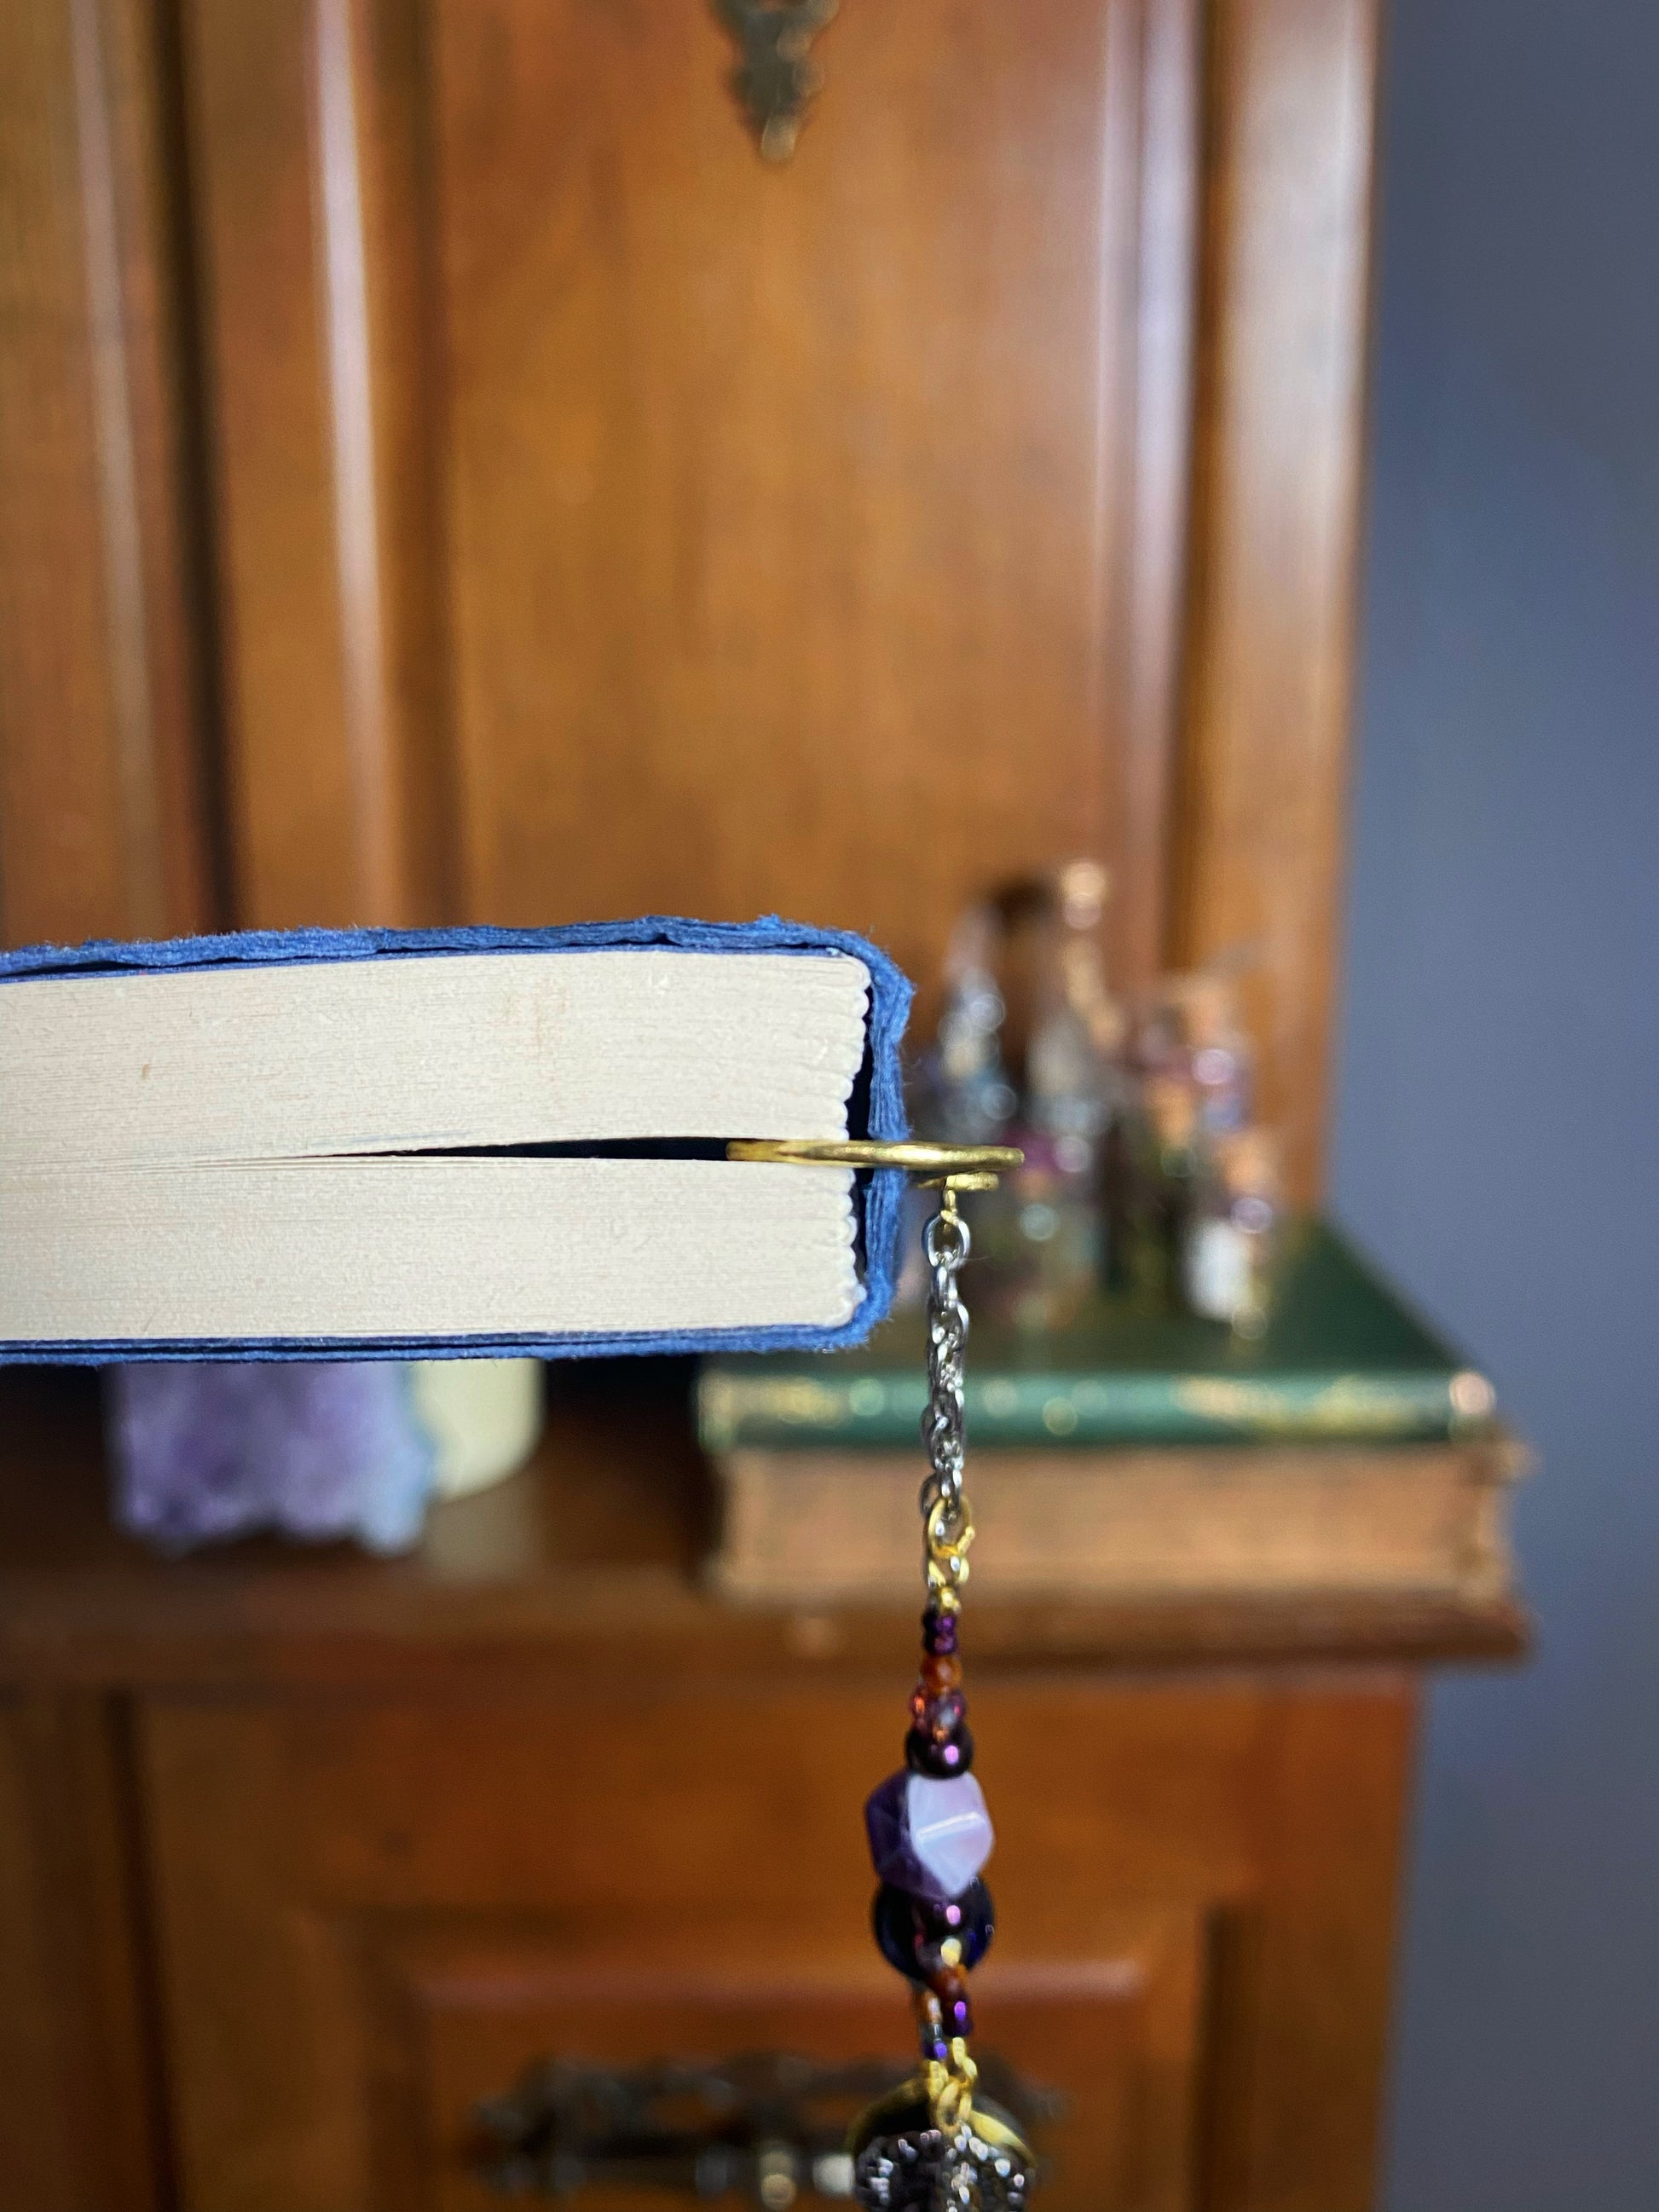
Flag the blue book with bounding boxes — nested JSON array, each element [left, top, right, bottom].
[[0, 916, 910, 1362]]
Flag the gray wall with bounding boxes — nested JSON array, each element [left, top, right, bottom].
[[1332, 1, 1659, 2205]]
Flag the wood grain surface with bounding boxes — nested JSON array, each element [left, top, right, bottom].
[[0, 8, 1426, 2202], [3, 0, 1384, 1175], [137, 1676, 1412, 2211], [0, 1366, 1527, 1689], [0, 1361, 1513, 2209], [0, 0, 217, 949], [1171, 0, 1384, 1195], [175, 0, 1200, 1006]]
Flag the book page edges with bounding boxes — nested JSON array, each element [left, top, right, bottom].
[[0, 1159, 859, 1345], [0, 950, 873, 1168]]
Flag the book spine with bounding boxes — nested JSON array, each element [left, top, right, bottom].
[[697, 1369, 1483, 1450]]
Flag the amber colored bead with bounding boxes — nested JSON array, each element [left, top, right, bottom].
[[911, 1687, 968, 1739], [910, 1682, 969, 1733], [920, 1652, 963, 1696]]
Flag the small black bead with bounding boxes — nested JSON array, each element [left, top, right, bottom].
[[871, 1880, 995, 1984], [872, 1883, 926, 1982], [924, 1880, 994, 1971], [905, 1721, 974, 1776]]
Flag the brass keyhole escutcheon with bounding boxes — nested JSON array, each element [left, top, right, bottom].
[[714, 0, 841, 162]]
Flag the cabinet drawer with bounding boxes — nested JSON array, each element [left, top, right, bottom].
[[136, 1679, 1407, 2210], [364, 1914, 1200, 2211]]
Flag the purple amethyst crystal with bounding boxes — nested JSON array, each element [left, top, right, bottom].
[[864, 1769, 994, 1903], [107, 1361, 435, 1554]]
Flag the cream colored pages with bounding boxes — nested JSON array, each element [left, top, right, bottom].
[[0, 1160, 860, 1343], [0, 950, 871, 1168], [0, 948, 874, 1343]]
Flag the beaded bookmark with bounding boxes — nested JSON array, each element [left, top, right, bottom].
[[731, 1142, 1035, 2210]]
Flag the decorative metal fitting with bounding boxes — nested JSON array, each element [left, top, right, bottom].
[[472, 2050, 1061, 2201], [726, 1141, 1023, 1196], [714, 0, 841, 162]]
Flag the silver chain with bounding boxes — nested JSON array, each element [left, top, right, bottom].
[[921, 1199, 973, 1568]]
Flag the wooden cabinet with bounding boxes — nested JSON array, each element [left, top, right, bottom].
[[0, 0, 1381, 1194], [0, 4, 1474, 2206], [0, 1372, 1523, 2211]]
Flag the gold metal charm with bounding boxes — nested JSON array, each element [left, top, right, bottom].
[[848, 2074, 1035, 2210]]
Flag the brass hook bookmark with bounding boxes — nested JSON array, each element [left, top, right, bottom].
[[725, 1139, 1022, 1193]]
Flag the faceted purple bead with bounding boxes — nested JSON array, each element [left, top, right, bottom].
[[864, 1769, 995, 1903], [865, 1770, 914, 1888]]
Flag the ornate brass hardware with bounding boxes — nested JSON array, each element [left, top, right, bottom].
[[474, 2051, 1062, 2202], [714, 0, 840, 163]]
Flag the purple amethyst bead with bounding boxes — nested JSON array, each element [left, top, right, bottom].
[[922, 1607, 959, 1656], [864, 1769, 995, 1903]]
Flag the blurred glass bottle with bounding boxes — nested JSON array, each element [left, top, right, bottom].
[[922, 900, 1017, 1144], [1182, 1126, 1282, 1336], [1137, 967, 1254, 1138], [991, 861, 1125, 1331], [898, 903, 1017, 1308], [1025, 861, 1127, 1162], [1137, 1071, 1202, 1308]]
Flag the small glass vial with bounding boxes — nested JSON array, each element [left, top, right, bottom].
[[919, 901, 1017, 1146], [1140, 1072, 1202, 1308], [989, 862, 1124, 1329], [1024, 860, 1126, 1165], [1182, 1126, 1282, 1336], [1139, 969, 1254, 1138], [900, 904, 1018, 1308]]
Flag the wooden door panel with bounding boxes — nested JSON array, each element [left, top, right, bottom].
[[137, 1679, 1411, 2211], [431, 0, 1152, 979], [0, 1693, 163, 2212], [0, 1700, 80, 2206], [0, 0, 217, 950], [180, 0, 1197, 1014]]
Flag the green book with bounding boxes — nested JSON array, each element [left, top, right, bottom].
[[697, 1219, 1496, 1451]]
